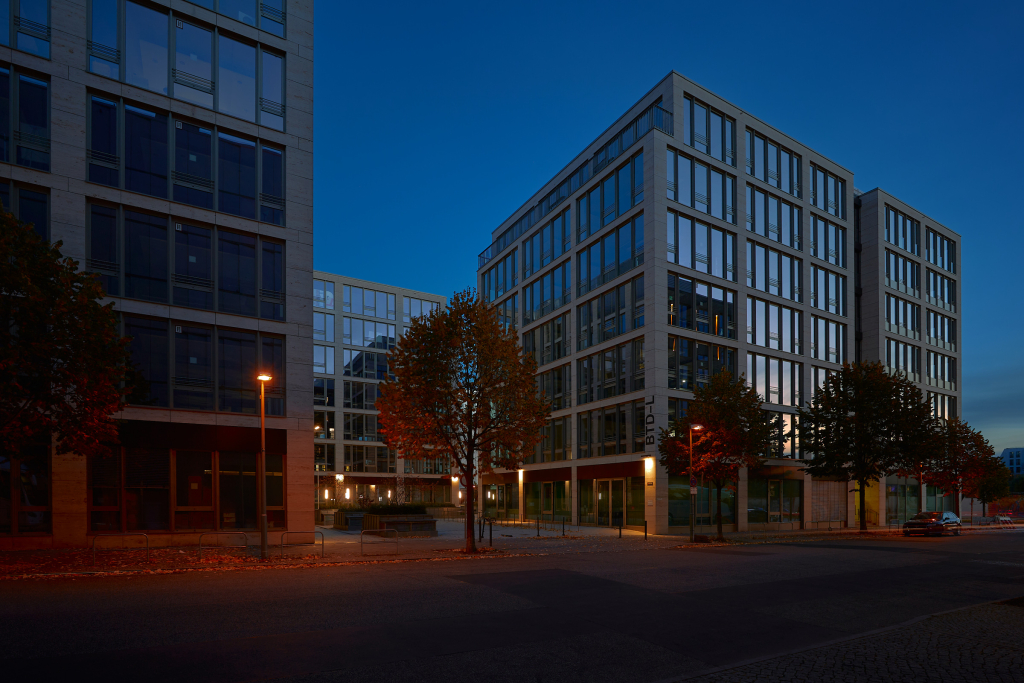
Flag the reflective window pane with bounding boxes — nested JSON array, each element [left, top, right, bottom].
[[125, 2, 168, 94]]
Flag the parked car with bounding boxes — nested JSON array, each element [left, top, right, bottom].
[[903, 511, 962, 536]]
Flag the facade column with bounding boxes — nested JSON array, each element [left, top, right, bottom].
[[736, 466, 749, 532], [518, 469, 524, 523]]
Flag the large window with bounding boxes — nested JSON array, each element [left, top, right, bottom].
[[523, 208, 570, 279], [886, 249, 921, 298], [746, 186, 801, 251], [344, 445, 396, 473], [926, 228, 956, 274], [667, 334, 737, 391], [343, 349, 390, 380], [745, 130, 801, 198], [925, 270, 956, 313], [343, 381, 382, 410], [0, 66, 51, 172], [886, 338, 921, 381], [313, 344, 334, 374], [667, 148, 736, 223], [402, 296, 439, 322], [577, 400, 645, 459], [496, 293, 517, 330], [928, 392, 957, 421], [313, 378, 335, 406], [341, 286, 396, 320], [746, 240, 803, 303], [810, 316, 846, 364], [313, 313, 335, 341], [886, 294, 921, 340], [885, 206, 920, 256], [87, 97, 285, 223], [748, 479, 802, 522], [746, 353, 802, 406], [809, 214, 845, 267], [667, 273, 736, 339], [343, 413, 379, 442], [313, 279, 335, 309], [577, 274, 645, 351], [481, 249, 517, 303], [529, 417, 572, 464], [926, 310, 956, 351], [808, 163, 846, 219], [1, 0, 51, 58], [810, 265, 847, 316], [124, 316, 284, 413], [747, 297, 802, 354], [576, 338, 645, 405], [666, 211, 736, 281], [576, 152, 643, 242], [341, 319, 396, 349], [0, 181, 49, 241], [0, 444, 51, 535], [91, 2, 285, 128], [577, 213, 644, 296], [522, 260, 571, 325], [536, 364, 571, 411], [681, 96, 735, 165], [522, 312, 569, 368], [926, 351, 956, 390]]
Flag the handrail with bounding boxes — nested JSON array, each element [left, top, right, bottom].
[[360, 528, 398, 556], [198, 532, 249, 560], [91, 533, 150, 564], [280, 531, 325, 558]]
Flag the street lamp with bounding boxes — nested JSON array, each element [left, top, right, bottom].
[[257, 373, 272, 560], [689, 424, 703, 543]]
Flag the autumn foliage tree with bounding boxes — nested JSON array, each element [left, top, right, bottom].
[[1, 209, 133, 461], [377, 289, 549, 552], [929, 417, 996, 516], [658, 371, 779, 541]]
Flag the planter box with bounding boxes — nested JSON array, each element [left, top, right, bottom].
[[335, 512, 365, 532], [363, 514, 438, 537]]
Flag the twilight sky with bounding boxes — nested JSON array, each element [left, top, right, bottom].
[[313, 0, 1024, 453]]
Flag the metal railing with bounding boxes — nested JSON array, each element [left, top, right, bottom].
[[360, 529, 398, 556], [92, 533, 150, 564], [280, 531, 325, 558], [198, 532, 249, 560]]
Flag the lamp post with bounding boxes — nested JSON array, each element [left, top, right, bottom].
[[689, 424, 703, 543], [257, 373, 272, 560]]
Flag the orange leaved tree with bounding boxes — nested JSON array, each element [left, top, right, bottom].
[[377, 289, 549, 552], [928, 418, 995, 517]]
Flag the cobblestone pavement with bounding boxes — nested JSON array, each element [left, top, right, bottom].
[[683, 599, 1024, 683]]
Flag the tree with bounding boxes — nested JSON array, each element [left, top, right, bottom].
[[970, 458, 1011, 518], [1, 209, 132, 460], [658, 371, 779, 541], [928, 418, 995, 517], [800, 363, 932, 531], [377, 289, 549, 552]]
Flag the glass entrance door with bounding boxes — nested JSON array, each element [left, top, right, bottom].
[[611, 480, 624, 527], [597, 481, 610, 525], [542, 482, 553, 518]]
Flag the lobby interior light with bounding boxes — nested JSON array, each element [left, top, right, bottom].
[[323, 489, 329, 499]]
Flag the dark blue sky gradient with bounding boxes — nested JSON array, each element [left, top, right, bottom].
[[314, 0, 1024, 452]]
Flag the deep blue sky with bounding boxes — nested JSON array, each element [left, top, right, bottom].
[[314, 0, 1024, 453]]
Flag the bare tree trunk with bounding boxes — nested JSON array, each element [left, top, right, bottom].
[[859, 479, 868, 532], [716, 483, 725, 541], [463, 457, 477, 553]]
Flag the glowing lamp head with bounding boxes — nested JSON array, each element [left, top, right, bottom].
[[692, 424, 703, 431], [257, 373, 272, 382]]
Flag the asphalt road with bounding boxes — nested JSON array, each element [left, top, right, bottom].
[[2, 532, 1023, 683]]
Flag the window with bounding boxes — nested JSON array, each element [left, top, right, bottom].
[[746, 240, 803, 303], [747, 297, 802, 354], [218, 133, 256, 218], [343, 413, 379, 442], [809, 265, 847, 316], [810, 214, 846, 267], [89, 204, 119, 295], [260, 146, 285, 224], [746, 353, 802, 406], [885, 206, 921, 256], [125, 316, 170, 407], [576, 400, 645, 459], [172, 222, 213, 309], [88, 96, 119, 186], [125, 105, 170, 197], [174, 325, 214, 410], [0, 444, 51, 534], [746, 186, 802, 250], [6, 0, 51, 58], [667, 335, 737, 391], [666, 211, 736, 281], [218, 230, 256, 315], [808, 163, 846, 219], [886, 249, 921, 297], [496, 293, 517, 330], [173, 121, 214, 209], [219, 451, 257, 528], [928, 392, 956, 421], [125, 211, 169, 303], [345, 446, 396, 473], [886, 338, 921, 381], [343, 350, 391, 381], [810, 316, 847, 364], [314, 411, 335, 439], [577, 152, 643, 241], [760, 417, 802, 460], [577, 274, 645, 350], [529, 417, 572, 464], [182, 0, 285, 37], [174, 451, 214, 530], [314, 444, 335, 472], [218, 33, 256, 121], [926, 310, 956, 351], [89, 0, 120, 77], [313, 279, 335, 309], [925, 270, 955, 312], [745, 130, 800, 198], [125, 2, 168, 94], [536, 365, 571, 411], [0, 67, 51, 171], [313, 345, 335, 375], [681, 96, 735, 165], [261, 335, 285, 416], [342, 319, 396, 349], [343, 381, 382, 410], [0, 181, 49, 241], [174, 20, 214, 108], [748, 479, 802, 522], [260, 240, 285, 320], [523, 312, 570, 368], [523, 208, 570, 279], [522, 260, 572, 325], [343, 286, 397, 320], [314, 313, 335, 342], [218, 329, 257, 413], [402, 296, 439, 322], [577, 213, 644, 296], [926, 351, 956, 390], [313, 378, 335, 407], [811, 366, 838, 395], [666, 148, 736, 223], [886, 294, 921, 340], [481, 249, 517, 303], [926, 229, 955, 273], [667, 274, 736, 340], [576, 337, 645, 405]]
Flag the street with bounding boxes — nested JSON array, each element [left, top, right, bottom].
[[2, 532, 1022, 682]]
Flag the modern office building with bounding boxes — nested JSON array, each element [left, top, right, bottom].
[[1002, 448, 1023, 476], [476, 71, 963, 532], [1, 0, 314, 549], [310, 273, 455, 510]]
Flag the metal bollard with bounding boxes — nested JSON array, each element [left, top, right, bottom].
[[489, 519, 493, 547], [619, 524, 622, 538], [645, 520, 648, 541], [562, 519, 565, 536], [536, 517, 540, 537]]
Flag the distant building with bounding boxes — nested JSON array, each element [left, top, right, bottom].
[[1002, 448, 1024, 475]]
